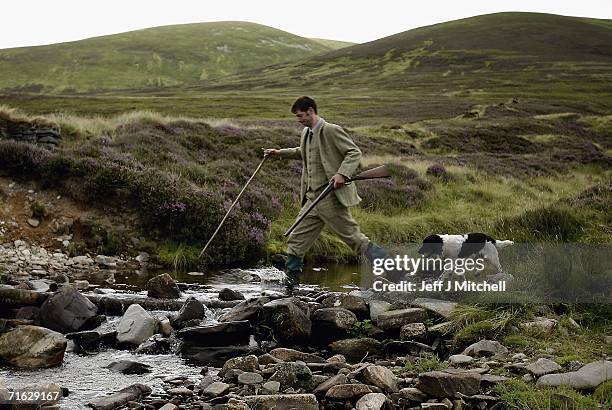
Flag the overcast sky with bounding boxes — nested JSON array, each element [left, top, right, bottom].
[[1, 0, 610, 49]]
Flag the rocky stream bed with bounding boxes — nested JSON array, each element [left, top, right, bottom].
[[1, 240, 611, 409]]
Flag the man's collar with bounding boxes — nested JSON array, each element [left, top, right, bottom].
[[310, 117, 324, 134]]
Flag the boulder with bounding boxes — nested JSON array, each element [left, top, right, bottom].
[[363, 365, 399, 393], [0, 325, 66, 368], [39, 285, 97, 333], [536, 360, 612, 390], [356, 392, 389, 410], [311, 307, 357, 343], [321, 294, 369, 319], [330, 338, 383, 363], [244, 394, 319, 410], [238, 372, 264, 385], [146, 273, 181, 299], [462, 340, 508, 357], [221, 355, 259, 376], [368, 300, 392, 321], [376, 308, 427, 330], [268, 362, 313, 390], [218, 297, 270, 322], [104, 360, 152, 375], [526, 358, 562, 376], [325, 383, 372, 400], [269, 348, 325, 363], [90, 381, 152, 408], [0, 288, 47, 306], [219, 288, 246, 301], [416, 370, 481, 398], [179, 345, 258, 367], [263, 299, 311, 344], [449, 355, 474, 366], [177, 320, 251, 347], [312, 374, 348, 397], [411, 298, 457, 319], [400, 323, 427, 340], [171, 297, 206, 329], [116, 304, 157, 346], [202, 382, 230, 397], [520, 317, 558, 333]]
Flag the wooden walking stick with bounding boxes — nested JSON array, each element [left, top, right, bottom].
[[199, 155, 268, 258]]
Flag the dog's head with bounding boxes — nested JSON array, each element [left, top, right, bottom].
[[418, 234, 444, 257]]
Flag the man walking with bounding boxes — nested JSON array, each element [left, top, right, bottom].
[[264, 96, 388, 291]]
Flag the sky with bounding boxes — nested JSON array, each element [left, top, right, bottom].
[[1, 0, 611, 49]]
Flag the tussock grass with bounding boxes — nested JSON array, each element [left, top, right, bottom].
[[493, 379, 601, 410]]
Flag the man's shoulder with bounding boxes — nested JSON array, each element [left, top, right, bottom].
[[322, 121, 345, 134]]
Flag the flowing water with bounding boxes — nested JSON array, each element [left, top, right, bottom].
[[0, 263, 360, 408]]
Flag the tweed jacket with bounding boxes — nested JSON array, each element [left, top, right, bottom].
[[279, 119, 362, 207]]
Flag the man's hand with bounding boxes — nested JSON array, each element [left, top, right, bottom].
[[263, 148, 280, 157], [330, 173, 346, 189]]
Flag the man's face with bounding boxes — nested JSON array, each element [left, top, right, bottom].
[[294, 108, 316, 128]]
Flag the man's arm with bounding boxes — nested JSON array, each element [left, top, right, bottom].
[[331, 125, 362, 178], [264, 147, 301, 159]]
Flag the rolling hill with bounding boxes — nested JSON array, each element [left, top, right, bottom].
[[0, 21, 350, 92], [198, 12, 612, 92]]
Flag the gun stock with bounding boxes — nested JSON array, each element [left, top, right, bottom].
[[348, 165, 391, 182]]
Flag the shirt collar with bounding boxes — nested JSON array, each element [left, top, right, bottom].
[[310, 117, 324, 135]]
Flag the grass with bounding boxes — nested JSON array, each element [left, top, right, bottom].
[[493, 379, 602, 410], [158, 242, 201, 272], [404, 352, 449, 373]]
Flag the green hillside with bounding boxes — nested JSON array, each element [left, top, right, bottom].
[[308, 38, 355, 49], [0, 21, 339, 92], [201, 12, 612, 95]]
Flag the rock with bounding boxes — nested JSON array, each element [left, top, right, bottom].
[[134, 335, 171, 355], [523, 373, 534, 383], [428, 321, 454, 337], [330, 338, 383, 363], [321, 294, 369, 319], [449, 355, 474, 366], [311, 307, 357, 343], [95, 255, 118, 268], [177, 321, 251, 347], [368, 300, 392, 321], [268, 362, 313, 390], [376, 308, 427, 330], [202, 382, 230, 397], [400, 323, 427, 340], [605, 336, 612, 345], [312, 374, 348, 397], [363, 365, 399, 393], [536, 360, 612, 390], [27, 218, 40, 227], [263, 299, 311, 344], [411, 298, 457, 319], [116, 304, 157, 346], [221, 355, 259, 376], [171, 297, 206, 329], [384, 340, 433, 356], [198, 374, 215, 391], [238, 372, 264, 385], [167, 386, 194, 395], [158, 317, 173, 337], [87, 383, 152, 410], [218, 297, 270, 322], [180, 345, 257, 367], [520, 317, 558, 333], [512, 353, 528, 361], [243, 394, 318, 410], [146, 273, 181, 299], [399, 387, 428, 402], [416, 371, 481, 398], [356, 392, 388, 410], [105, 360, 152, 375], [269, 347, 325, 363], [74, 280, 90, 291], [65, 330, 116, 352], [135, 252, 149, 263], [38, 285, 98, 333], [263, 380, 281, 393], [159, 404, 178, 410], [325, 383, 372, 400], [526, 358, 562, 376], [0, 325, 66, 368], [462, 340, 508, 357], [219, 288, 246, 301]]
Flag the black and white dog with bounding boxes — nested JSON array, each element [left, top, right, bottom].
[[418, 233, 514, 275]]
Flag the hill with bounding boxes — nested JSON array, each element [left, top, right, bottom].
[[0, 21, 340, 92], [199, 12, 612, 97]]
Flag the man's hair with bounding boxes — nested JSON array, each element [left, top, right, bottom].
[[291, 96, 317, 114]]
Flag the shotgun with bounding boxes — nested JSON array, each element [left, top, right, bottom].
[[284, 165, 390, 237]]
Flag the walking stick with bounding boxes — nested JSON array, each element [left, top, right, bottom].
[[284, 165, 391, 237], [199, 155, 268, 257]]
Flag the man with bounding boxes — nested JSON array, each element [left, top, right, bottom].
[[264, 96, 388, 291]]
